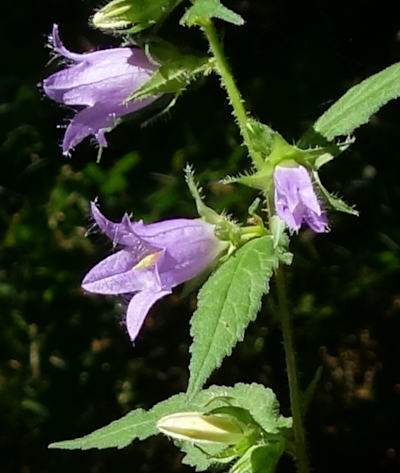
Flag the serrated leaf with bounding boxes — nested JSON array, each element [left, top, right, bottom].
[[181, 0, 244, 27], [313, 61, 400, 141], [127, 55, 212, 101], [188, 236, 279, 396], [49, 383, 290, 459], [48, 393, 188, 450]]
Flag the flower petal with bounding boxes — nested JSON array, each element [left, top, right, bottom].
[[133, 219, 217, 249], [273, 166, 303, 213], [62, 98, 154, 154], [90, 202, 158, 251], [304, 208, 329, 233], [51, 24, 154, 69], [274, 164, 328, 233], [82, 249, 161, 294], [125, 289, 171, 341], [43, 51, 153, 107], [51, 24, 85, 62], [158, 235, 223, 288]]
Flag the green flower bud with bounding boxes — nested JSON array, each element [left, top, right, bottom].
[[93, 0, 135, 30], [92, 0, 183, 33], [157, 411, 245, 445]]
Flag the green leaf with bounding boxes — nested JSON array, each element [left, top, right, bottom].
[[313, 171, 359, 216], [312, 61, 400, 141], [188, 236, 279, 396], [127, 54, 212, 102], [48, 393, 187, 450], [49, 383, 290, 457], [181, 0, 244, 27]]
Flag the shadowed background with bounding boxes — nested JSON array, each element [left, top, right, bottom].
[[1, 1, 400, 472]]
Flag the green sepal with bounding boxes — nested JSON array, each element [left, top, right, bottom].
[[126, 46, 214, 102], [270, 216, 293, 266], [246, 118, 277, 157], [180, 0, 244, 27], [92, 0, 184, 33], [205, 406, 262, 436], [179, 384, 291, 471], [221, 128, 336, 192], [313, 171, 359, 216], [220, 165, 274, 192], [230, 442, 284, 473]]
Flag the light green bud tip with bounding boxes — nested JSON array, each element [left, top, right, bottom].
[[157, 411, 244, 445], [92, 0, 133, 29]]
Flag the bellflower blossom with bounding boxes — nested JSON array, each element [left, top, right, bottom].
[[43, 25, 156, 155], [273, 164, 328, 233], [82, 203, 226, 341]]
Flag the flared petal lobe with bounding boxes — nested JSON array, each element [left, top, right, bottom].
[[125, 290, 171, 341], [273, 164, 328, 233], [82, 203, 225, 341], [43, 24, 156, 155], [81, 249, 162, 294]]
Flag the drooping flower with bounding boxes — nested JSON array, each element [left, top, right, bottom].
[[82, 202, 226, 341], [273, 163, 328, 233], [43, 24, 156, 155]]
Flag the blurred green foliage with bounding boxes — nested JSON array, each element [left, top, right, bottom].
[[1, 1, 400, 473]]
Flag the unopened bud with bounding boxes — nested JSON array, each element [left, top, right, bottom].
[[93, 0, 134, 30], [157, 411, 244, 445], [92, 0, 183, 33]]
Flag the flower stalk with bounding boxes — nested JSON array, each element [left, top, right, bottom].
[[275, 266, 310, 473], [201, 19, 311, 472], [200, 20, 264, 170]]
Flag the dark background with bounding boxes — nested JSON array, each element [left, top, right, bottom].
[[1, 1, 400, 472]]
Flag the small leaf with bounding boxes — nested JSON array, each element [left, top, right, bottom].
[[188, 236, 279, 396], [180, 0, 244, 27], [127, 55, 212, 102], [312, 61, 400, 141]]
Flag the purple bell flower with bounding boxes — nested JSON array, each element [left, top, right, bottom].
[[43, 25, 156, 155], [273, 164, 328, 233], [82, 203, 226, 341]]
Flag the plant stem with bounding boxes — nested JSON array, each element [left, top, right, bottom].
[[275, 266, 310, 473], [201, 20, 264, 170]]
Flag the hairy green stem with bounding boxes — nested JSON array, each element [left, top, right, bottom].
[[275, 266, 310, 473], [201, 20, 264, 170]]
